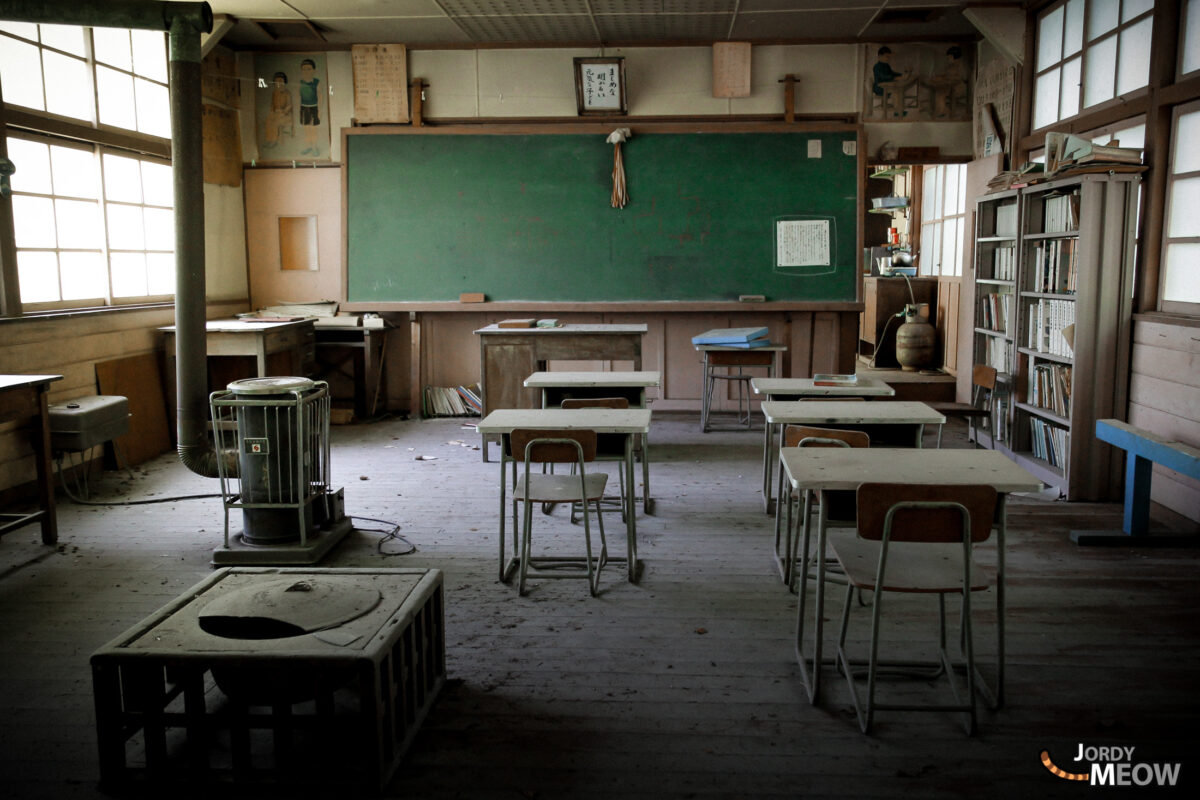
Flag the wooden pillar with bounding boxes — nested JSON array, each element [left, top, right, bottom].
[[410, 80, 426, 127], [778, 75, 798, 123]]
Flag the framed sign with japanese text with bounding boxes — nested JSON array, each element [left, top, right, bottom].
[[574, 57, 626, 115]]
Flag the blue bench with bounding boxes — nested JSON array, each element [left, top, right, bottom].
[[1070, 419, 1200, 545]]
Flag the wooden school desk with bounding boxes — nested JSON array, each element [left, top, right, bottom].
[[525, 371, 660, 513], [476, 408, 651, 583], [0, 374, 62, 545], [475, 324, 647, 459], [781, 448, 1041, 708], [753, 377, 895, 513], [160, 319, 314, 380], [694, 343, 787, 432], [313, 324, 387, 419]]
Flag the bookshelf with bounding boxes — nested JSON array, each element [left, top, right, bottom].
[[971, 188, 1019, 449], [971, 173, 1139, 500]]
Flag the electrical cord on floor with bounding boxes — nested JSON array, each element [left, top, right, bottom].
[[54, 452, 222, 506], [351, 515, 417, 556]]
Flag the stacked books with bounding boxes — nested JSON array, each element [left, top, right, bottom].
[[691, 327, 770, 348], [424, 384, 482, 417]]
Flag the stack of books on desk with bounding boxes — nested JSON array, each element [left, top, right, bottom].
[[691, 327, 770, 348]]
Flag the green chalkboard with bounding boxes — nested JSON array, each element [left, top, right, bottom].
[[346, 131, 859, 303]]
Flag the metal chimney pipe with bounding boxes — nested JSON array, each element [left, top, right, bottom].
[[0, 2, 219, 476]]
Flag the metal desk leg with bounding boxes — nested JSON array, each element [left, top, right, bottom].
[[641, 432, 653, 515], [625, 435, 639, 581], [795, 492, 827, 704], [700, 354, 712, 432], [762, 420, 776, 514]]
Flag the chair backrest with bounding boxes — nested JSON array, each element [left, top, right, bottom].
[[784, 424, 870, 449], [561, 397, 630, 410], [510, 428, 597, 464], [972, 364, 998, 392], [856, 483, 997, 544]]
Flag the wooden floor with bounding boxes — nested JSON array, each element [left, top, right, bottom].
[[1, 413, 1198, 798]]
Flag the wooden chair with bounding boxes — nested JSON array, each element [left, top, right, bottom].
[[829, 482, 998, 734], [776, 424, 869, 589], [509, 429, 608, 596], [560, 397, 634, 521], [928, 365, 998, 449]]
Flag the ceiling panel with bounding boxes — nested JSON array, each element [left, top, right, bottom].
[[731, 9, 878, 41], [283, 0, 447, 19], [313, 18, 474, 46]]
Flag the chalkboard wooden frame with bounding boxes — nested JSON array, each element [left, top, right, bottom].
[[340, 122, 866, 312]]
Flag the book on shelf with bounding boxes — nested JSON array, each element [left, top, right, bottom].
[[691, 326, 769, 345], [424, 383, 482, 416], [1029, 417, 1070, 468], [812, 373, 857, 386], [1028, 363, 1072, 417], [979, 292, 1011, 333]]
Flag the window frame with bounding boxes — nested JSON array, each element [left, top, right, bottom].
[[1160, 98, 1200, 316], [918, 163, 968, 278], [1031, 0, 1155, 134], [0, 22, 173, 316]]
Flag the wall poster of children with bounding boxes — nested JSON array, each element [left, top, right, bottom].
[[863, 43, 971, 122], [254, 53, 330, 161]]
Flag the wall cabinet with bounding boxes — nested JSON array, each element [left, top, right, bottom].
[[972, 173, 1140, 500]]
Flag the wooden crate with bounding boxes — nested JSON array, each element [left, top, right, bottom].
[[91, 567, 444, 791]]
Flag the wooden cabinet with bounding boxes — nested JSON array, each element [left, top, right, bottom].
[[859, 277, 939, 367], [972, 173, 1139, 500]]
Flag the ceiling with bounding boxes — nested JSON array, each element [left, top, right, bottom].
[[209, 1, 986, 52]]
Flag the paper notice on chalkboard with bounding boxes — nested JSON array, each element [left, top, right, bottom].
[[351, 44, 409, 123], [776, 219, 830, 268]]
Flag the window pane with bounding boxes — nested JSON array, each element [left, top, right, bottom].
[[16, 251, 60, 303], [1176, 110, 1200, 174], [59, 251, 106, 300], [922, 166, 939, 218], [143, 207, 174, 250], [1186, 0, 1200, 75], [0, 22, 39, 40], [0, 36, 46, 110], [926, 221, 942, 275], [942, 219, 958, 276], [1037, 6, 1064, 70], [1089, 0, 1120, 39], [39, 24, 86, 56], [1093, 122, 1146, 150], [1167, 176, 1200, 237], [1060, 56, 1082, 119], [102, 153, 143, 202], [50, 145, 98, 199], [1123, 0, 1153, 22], [943, 165, 960, 214], [1084, 36, 1117, 108], [1163, 243, 1200, 302], [96, 66, 137, 130], [131, 29, 167, 82], [146, 253, 175, 295], [134, 78, 171, 137], [110, 252, 148, 298], [42, 50, 92, 121], [1064, 0, 1084, 55], [12, 196, 57, 247], [5, 138, 52, 194], [957, 163, 968, 210], [93, 27, 132, 71], [1117, 19, 1152, 95], [107, 203, 145, 249], [1034, 69, 1062, 129], [141, 160, 173, 206], [56, 199, 103, 248]]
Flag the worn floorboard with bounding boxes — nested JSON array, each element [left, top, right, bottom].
[[1, 413, 1197, 798]]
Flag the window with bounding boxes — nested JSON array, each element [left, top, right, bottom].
[[919, 164, 967, 277], [0, 23, 172, 312], [1162, 101, 1200, 313], [1032, 0, 1154, 132], [7, 133, 173, 308], [1184, 0, 1200, 77]]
